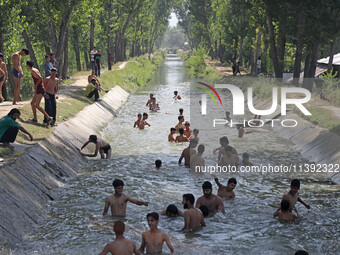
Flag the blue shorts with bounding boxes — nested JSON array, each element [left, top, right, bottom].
[[12, 69, 21, 78]]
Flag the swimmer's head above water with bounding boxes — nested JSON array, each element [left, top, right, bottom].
[[166, 204, 179, 217], [182, 193, 195, 209], [113, 221, 125, 235], [112, 179, 124, 195], [227, 178, 237, 191], [220, 136, 229, 146], [290, 179, 300, 195], [202, 181, 213, 198]]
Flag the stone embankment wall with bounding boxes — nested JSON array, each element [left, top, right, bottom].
[[0, 86, 129, 249], [252, 97, 340, 184]]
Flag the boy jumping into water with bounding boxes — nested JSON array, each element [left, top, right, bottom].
[[212, 175, 237, 199], [103, 179, 149, 216], [77, 135, 111, 159], [99, 221, 141, 255], [274, 179, 310, 216], [273, 200, 298, 221], [138, 212, 175, 255]]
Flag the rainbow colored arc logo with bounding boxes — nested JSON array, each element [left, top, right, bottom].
[[196, 82, 223, 106]]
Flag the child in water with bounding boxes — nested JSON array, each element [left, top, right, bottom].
[[173, 91, 181, 100], [168, 127, 176, 142], [134, 113, 142, 128], [274, 199, 299, 221]]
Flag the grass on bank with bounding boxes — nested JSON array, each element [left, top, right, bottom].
[[1, 52, 165, 155]]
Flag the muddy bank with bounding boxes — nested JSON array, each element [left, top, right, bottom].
[[0, 86, 129, 249]]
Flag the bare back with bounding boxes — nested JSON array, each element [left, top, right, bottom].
[[283, 192, 299, 211], [184, 208, 204, 230], [101, 238, 137, 255]]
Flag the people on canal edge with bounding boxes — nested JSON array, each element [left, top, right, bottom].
[[77, 134, 112, 159]]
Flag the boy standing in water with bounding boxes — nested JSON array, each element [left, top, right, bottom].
[[103, 179, 149, 216], [183, 121, 192, 139], [212, 175, 237, 199], [168, 127, 176, 142], [175, 128, 189, 142], [190, 144, 205, 171], [182, 194, 205, 231], [134, 113, 142, 128], [139, 113, 150, 129], [175, 115, 185, 132], [139, 212, 175, 255], [173, 90, 181, 100], [191, 129, 199, 143], [146, 93, 153, 106], [99, 221, 141, 255], [274, 179, 310, 216], [273, 200, 298, 221], [179, 139, 198, 166], [213, 136, 238, 162]]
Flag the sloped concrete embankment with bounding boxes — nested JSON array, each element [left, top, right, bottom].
[[252, 97, 340, 184], [0, 86, 129, 248]]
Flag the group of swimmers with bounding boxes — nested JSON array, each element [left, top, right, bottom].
[[76, 90, 311, 254]]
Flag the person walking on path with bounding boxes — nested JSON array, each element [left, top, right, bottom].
[[12, 48, 29, 105], [90, 46, 97, 71], [95, 49, 101, 76], [26, 61, 52, 124]]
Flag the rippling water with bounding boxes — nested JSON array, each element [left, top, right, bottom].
[[13, 55, 340, 255]]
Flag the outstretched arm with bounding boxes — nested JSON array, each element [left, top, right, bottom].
[[99, 244, 111, 255], [298, 197, 310, 209], [80, 143, 99, 157], [18, 126, 33, 141], [213, 176, 223, 188], [127, 195, 149, 206]]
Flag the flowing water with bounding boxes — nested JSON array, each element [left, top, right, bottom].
[[14, 55, 340, 255]]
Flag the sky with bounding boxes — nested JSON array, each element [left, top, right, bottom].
[[169, 12, 178, 27]]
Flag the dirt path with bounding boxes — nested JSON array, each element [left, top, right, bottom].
[[205, 59, 248, 76]]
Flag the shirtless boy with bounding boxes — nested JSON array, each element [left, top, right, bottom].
[[225, 111, 231, 122], [99, 221, 140, 255], [178, 139, 198, 166], [160, 204, 183, 217], [149, 97, 160, 112], [274, 179, 310, 216], [212, 175, 237, 199], [173, 90, 181, 100], [168, 127, 176, 142], [213, 136, 239, 162], [179, 108, 183, 116], [183, 121, 192, 139], [240, 152, 254, 166], [146, 93, 153, 106], [182, 194, 205, 231], [139, 113, 150, 130], [273, 200, 298, 221], [43, 68, 59, 126], [138, 212, 175, 255], [155, 159, 162, 170], [190, 144, 205, 171], [77, 134, 111, 159], [103, 179, 149, 216], [175, 115, 185, 132], [191, 129, 199, 143], [175, 128, 189, 142], [134, 113, 142, 128], [218, 146, 238, 167], [196, 181, 225, 214], [12, 48, 29, 105], [0, 53, 8, 102]]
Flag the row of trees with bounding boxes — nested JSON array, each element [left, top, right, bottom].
[[0, 0, 172, 96], [174, 0, 340, 90]]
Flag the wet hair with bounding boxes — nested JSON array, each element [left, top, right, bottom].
[[113, 221, 125, 235], [197, 144, 205, 153], [150, 93, 153, 97], [89, 135, 97, 142], [281, 199, 290, 211], [179, 128, 184, 135], [220, 136, 229, 144], [137, 113, 142, 117], [189, 139, 198, 146], [50, 52, 55, 56], [166, 204, 179, 216], [179, 108, 183, 114], [184, 121, 190, 126], [178, 115, 184, 121], [22, 48, 29, 55], [183, 193, 195, 205], [45, 55, 49, 59], [26, 60, 34, 67], [0, 53, 3, 59], [147, 212, 159, 221], [224, 146, 232, 152], [174, 91, 178, 95], [199, 205, 209, 217], [295, 251, 309, 255], [193, 129, 199, 135], [202, 181, 212, 190], [291, 179, 300, 189], [112, 179, 124, 188], [91, 78, 97, 84], [155, 159, 162, 168], [8, 108, 20, 116], [228, 178, 237, 185], [143, 113, 148, 117], [243, 152, 249, 159], [170, 127, 176, 132]]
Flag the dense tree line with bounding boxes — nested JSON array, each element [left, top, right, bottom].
[[0, 0, 172, 96], [174, 0, 340, 90]]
